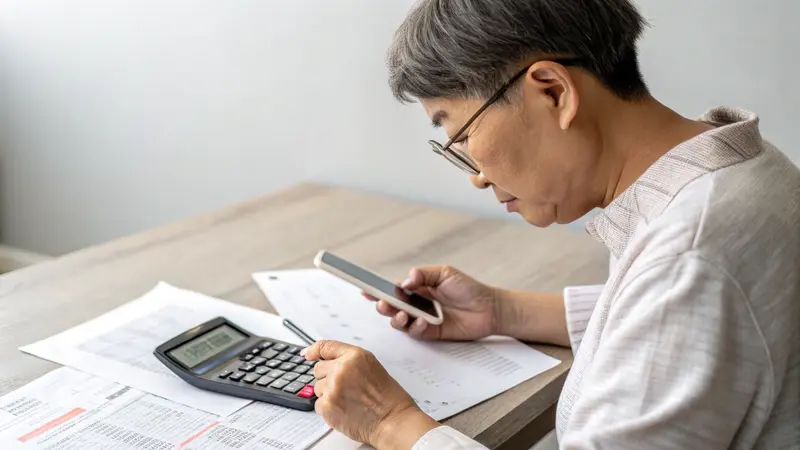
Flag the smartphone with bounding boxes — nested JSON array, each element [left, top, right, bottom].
[[313, 250, 444, 325]]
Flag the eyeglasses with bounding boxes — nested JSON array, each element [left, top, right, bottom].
[[428, 58, 582, 175]]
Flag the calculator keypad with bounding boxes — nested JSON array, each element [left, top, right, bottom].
[[270, 379, 290, 389], [283, 381, 305, 393], [243, 373, 261, 384], [214, 339, 319, 405], [274, 353, 292, 362], [281, 372, 299, 381], [256, 376, 275, 386], [260, 349, 279, 359], [229, 371, 246, 381]]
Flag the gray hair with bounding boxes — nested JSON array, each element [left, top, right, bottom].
[[386, 0, 649, 103]]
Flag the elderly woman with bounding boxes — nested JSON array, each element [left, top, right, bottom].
[[301, 0, 800, 448]]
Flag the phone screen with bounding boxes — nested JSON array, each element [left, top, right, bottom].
[[320, 252, 439, 316]]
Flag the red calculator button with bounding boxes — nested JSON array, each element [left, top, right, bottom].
[[297, 385, 315, 398]]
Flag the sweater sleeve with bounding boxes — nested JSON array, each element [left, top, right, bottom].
[[563, 284, 604, 353], [412, 426, 487, 450], [559, 254, 768, 449]]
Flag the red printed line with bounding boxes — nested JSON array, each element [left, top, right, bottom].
[[178, 422, 219, 449], [18, 408, 86, 443]]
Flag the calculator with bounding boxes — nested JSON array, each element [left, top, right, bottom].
[[154, 317, 318, 411]]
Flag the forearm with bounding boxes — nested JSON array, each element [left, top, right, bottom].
[[494, 289, 570, 346]]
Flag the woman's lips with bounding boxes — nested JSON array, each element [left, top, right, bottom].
[[503, 199, 518, 213]]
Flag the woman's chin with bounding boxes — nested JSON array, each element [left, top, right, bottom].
[[517, 205, 557, 228]]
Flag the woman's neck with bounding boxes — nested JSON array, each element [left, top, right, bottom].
[[597, 95, 714, 207]]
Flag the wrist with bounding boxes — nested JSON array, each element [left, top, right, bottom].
[[492, 287, 521, 337], [374, 405, 439, 450], [493, 289, 568, 345]]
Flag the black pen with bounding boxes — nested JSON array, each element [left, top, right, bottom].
[[283, 319, 316, 345]]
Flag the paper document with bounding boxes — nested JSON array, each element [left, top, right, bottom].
[[253, 269, 561, 421], [20, 282, 305, 416], [0, 367, 329, 449]]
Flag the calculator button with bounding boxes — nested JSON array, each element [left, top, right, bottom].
[[255, 366, 270, 375], [297, 375, 314, 384], [258, 341, 274, 349], [292, 365, 309, 374], [260, 349, 279, 359], [239, 363, 256, 372], [229, 371, 246, 381], [283, 381, 305, 394], [270, 379, 290, 389], [267, 369, 286, 379], [275, 353, 292, 362], [302, 360, 318, 367], [265, 360, 282, 369], [251, 357, 267, 366], [297, 385, 315, 398], [281, 372, 299, 381], [272, 343, 288, 352], [290, 356, 306, 364], [287, 346, 302, 354], [256, 376, 275, 387], [240, 354, 254, 361], [243, 373, 261, 384], [250, 348, 262, 355], [279, 363, 297, 371], [217, 370, 233, 379]]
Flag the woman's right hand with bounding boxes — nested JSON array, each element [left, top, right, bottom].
[[362, 266, 498, 341]]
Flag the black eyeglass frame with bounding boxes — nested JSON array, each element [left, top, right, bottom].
[[428, 58, 583, 175]]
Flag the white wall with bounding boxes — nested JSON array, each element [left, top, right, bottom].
[[0, 0, 797, 255]]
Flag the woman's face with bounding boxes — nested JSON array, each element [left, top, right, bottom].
[[419, 65, 604, 227]]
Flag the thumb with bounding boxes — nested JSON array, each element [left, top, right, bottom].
[[401, 266, 450, 290], [301, 339, 350, 361]]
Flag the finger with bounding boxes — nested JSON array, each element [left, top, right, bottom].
[[376, 300, 400, 317], [313, 377, 328, 398], [314, 395, 329, 418], [408, 317, 439, 340], [360, 291, 379, 302], [313, 360, 335, 380], [390, 311, 410, 331], [301, 339, 351, 361], [401, 266, 448, 290]]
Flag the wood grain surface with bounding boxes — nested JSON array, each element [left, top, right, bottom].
[[0, 183, 609, 448]]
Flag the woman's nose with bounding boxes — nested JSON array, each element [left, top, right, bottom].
[[469, 172, 491, 189]]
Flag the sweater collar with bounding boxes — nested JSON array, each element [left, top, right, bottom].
[[585, 107, 764, 258]]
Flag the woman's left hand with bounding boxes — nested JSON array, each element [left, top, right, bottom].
[[301, 340, 440, 448]]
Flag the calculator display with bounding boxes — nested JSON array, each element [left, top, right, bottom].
[[167, 325, 247, 369]]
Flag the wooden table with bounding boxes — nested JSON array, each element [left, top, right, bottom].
[[0, 183, 608, 449]]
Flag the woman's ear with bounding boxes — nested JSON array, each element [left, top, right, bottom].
[[526, 61, 579, 131]]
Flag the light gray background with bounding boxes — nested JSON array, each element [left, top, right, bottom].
[[0, 0, 796, 255]]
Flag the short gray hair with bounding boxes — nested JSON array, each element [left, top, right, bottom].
[[386, 0, 649, 103]]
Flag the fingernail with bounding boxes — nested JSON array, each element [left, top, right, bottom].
[[400, 278, 411, 288], [300, 348, 307, 356]]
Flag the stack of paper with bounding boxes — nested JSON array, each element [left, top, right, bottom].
[[0, 367, 328, 449]]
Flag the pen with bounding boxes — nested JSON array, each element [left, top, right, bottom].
[[283, 319, 316, 346]]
